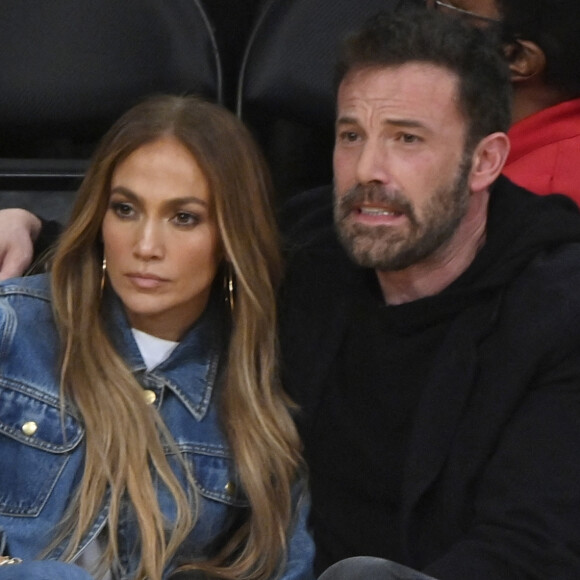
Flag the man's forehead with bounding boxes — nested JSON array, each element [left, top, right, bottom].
[[340, 62, 459, 87], [337, 63, 461, 111]]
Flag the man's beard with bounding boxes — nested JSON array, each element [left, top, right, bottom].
[[334, 155, 472, 271]]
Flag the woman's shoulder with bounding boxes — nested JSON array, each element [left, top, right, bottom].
[[0, 273, 54, 342], [0, 272, 51, 300]]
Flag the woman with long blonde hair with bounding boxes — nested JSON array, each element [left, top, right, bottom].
[[0, 95, 313, 580]]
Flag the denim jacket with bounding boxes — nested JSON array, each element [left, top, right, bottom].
[[0, 274, 314, 579]]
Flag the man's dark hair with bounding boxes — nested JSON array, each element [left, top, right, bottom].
[[497, 0, 580, 96], [336, 8, 512, 151]]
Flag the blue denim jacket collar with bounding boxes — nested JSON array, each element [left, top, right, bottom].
[[102, 286, 226, 422]]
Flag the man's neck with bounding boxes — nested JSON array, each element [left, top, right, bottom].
[[375, 190, 490, 305]]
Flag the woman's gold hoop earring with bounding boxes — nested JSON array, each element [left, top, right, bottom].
[[101, 257, 107, 294], [225, 266, 235, 313]]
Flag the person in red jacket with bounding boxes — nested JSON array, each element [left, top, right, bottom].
[[430, 0, 580, 205]]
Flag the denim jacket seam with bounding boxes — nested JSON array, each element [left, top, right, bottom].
[[0, 285, 51, 301], [0, 375, 77, 414]]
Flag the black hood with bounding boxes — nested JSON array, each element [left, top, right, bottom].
[[453, 175, 580, 293]]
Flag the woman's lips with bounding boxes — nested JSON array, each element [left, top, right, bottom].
[[126, 273, 168, 289]]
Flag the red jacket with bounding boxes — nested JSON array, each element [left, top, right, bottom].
[[504, 97, 580, 206]]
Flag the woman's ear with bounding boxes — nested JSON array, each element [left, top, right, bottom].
[[468, 132, 511, 193], [504, 39, 546, 83]]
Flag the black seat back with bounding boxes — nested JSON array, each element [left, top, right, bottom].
[[0, 0, 222, 221]]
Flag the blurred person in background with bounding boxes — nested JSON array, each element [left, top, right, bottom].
[[430, 0, 580, 204]]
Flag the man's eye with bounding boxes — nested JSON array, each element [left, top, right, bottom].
[[338, 131, 360, 143], [399, 133, 420, 144]]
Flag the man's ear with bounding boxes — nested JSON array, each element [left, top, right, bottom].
[[504, 39, 546, 83], [469, 132, 510, 193]]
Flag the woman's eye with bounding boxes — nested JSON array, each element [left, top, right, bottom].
[[111, 202, 135, 218], [173, 212, 200, 227]]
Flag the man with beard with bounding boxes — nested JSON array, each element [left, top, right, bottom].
[[280, 8, 580, 580]]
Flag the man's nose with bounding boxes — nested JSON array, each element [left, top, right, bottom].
[[355, 139, 391, 185]]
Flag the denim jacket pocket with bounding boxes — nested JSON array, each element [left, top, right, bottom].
[[0, 380, 83, 516], [186, 446, 248, 508]]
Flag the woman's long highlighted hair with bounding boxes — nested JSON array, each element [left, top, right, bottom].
[[50, 95, 302, 579]]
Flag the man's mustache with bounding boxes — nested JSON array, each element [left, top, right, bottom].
[[337, 183, 417, 225]]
